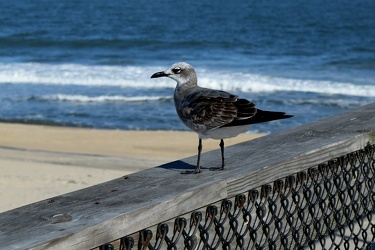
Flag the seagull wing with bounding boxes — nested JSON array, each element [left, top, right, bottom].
[[177, 89, 257, 131]]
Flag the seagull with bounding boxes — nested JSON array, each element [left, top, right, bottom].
[[151, 62, 293, 173]]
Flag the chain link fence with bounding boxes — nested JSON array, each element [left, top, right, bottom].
[[99, 144, 375, 250]]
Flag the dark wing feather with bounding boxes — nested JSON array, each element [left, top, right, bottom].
[[234, 98, 257, 119], [177, 89, 257, 132], [177, 90, 236, 131]]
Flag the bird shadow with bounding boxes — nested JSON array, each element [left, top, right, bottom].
[[158, 160, 194, 171], [157, 160, 217, 174]]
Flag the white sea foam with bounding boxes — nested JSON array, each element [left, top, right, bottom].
[[199, 71, 375, 98], [36, 94, 170, 103], [0, 62, 165, 88], [1, 62, 374, 97], [31, 94, 366, 108]]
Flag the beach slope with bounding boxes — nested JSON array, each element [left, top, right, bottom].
[[0, 123, 263, 212]]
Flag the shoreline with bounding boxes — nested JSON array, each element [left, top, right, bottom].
[[0, 122, 264, 212]]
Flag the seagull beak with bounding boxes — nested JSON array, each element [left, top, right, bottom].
[[151, 71, 169, 78]]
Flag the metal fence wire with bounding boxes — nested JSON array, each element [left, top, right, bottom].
[[98, 144, 375, 250]]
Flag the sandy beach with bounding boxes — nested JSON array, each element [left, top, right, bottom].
[[0, 122, 263, 213]]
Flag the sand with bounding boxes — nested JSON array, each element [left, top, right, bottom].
[[0, 122, 263, 212]]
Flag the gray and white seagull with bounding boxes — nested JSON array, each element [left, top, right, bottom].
[[151, 62, 293, 173]]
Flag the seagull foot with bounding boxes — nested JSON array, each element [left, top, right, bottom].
[[181, 167, 202, 174]]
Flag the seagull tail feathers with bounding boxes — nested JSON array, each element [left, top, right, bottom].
[[223, 109, 293, 127], [248, 109, 293, 125]]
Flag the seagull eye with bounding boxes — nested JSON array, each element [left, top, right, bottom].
[[172, 67, 182, 74]]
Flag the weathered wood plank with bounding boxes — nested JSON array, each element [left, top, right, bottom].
[[1, 173, 228, 249], [0, 103, 374, 249]]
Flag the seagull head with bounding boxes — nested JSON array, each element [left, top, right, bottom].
[[151, 62, 197, 86]]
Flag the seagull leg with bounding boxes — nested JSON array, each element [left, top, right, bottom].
[[209, 139, 226, 171], [195, 138, 202, 173], [220, 139, 225, 170], [181, 139, 202, 174]]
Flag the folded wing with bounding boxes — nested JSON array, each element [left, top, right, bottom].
[[177, 89, 257, 131]]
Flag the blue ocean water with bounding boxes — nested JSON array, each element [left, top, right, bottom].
[[0, 0, 374, 133]]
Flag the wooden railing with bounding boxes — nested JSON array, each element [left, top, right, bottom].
[[0, 103, 374, 249]]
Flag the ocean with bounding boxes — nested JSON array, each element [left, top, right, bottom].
[[0, 0, 374, 133]]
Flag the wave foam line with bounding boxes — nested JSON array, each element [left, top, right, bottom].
[[1, 62, 374, 97], [0, 62, 168, 88], [34, 94, 170, 103], [200, 71, 375, 98]]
